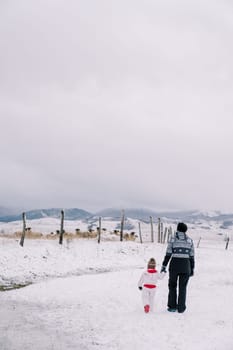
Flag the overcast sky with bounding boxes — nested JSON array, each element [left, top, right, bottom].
[[1, 0, 233, 213]]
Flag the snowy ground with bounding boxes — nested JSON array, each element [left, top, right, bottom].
[[0, 234, 233, 350]]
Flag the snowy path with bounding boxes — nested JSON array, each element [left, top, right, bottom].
[[1, 267, 233, 350], [0, 239, 233, 349]]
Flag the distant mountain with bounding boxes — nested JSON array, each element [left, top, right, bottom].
[[94, 208, 233, 228], [0, 206, 11, 217], [0, 206, 232, 228], [0, 208, 92, 222], [94, 208, 157, 221], [0, 206, 21, 217], [94, 208, 201, 222]]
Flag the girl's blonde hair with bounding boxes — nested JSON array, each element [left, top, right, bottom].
[[147, 258, 156, 269]]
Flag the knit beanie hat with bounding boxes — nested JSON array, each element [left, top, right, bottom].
[[148, 258, 156, 269], [177, 222, 188, 233]]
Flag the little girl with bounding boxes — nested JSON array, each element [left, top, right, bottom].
[[138, 257, 165, 313]]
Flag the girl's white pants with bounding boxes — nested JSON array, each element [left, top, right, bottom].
[[142, 288, 156, 310]]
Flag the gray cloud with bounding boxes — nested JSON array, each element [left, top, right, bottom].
[[1, 0, 233, 212]]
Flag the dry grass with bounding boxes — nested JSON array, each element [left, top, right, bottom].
[[0, 230, 136, 241], [3, 231, 44, 239], [123, 233, 136, 241], [75, 231, 98, 239]]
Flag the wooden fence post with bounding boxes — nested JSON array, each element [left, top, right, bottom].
[[160, 222, 164, 243], [98, 217, 101, 244], [59, 210, 64, 245], [150, 216, 154, 243], [120, 209, 125, 241], [167, 226, 172, 242], [19, 212, 26, 247], [197, 237, 201, 248], [158, 217, 161, 243], [163, 227, 167, 243], [138, 221, 143, 244]]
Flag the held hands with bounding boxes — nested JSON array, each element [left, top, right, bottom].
[[138, 286, 142, 290], [160, 265, 167, 273]]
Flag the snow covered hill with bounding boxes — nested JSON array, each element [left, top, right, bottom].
[[1, 207, 233, 224], [0, 207, 92, 222], [1, 210, 233, 243]]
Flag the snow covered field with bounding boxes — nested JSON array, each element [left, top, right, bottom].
[[0, 230, 232, 350]]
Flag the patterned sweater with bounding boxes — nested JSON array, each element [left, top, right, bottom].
[[162, 231, 195, 274]]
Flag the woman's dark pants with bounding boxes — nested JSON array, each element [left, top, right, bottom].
[[168, 272, 190, 313]]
